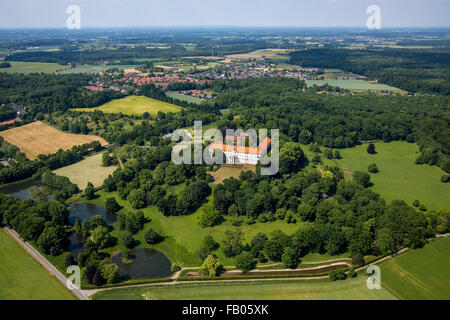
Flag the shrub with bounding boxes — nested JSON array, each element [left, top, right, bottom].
[[352, 253, 365, 267], [368, 163, 379, 173], [64, 253, 77, 267], [199, 255, 222, 277], [367, 143, 376, 154], [105, 197, 121, 215], [144, 228, 162, 244], [235, 251, 256, 273], [121, 231, 136, 249], [171, 263, 181, 273]]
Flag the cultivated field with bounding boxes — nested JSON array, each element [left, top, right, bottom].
[[0, 61, 70, 74], [53, 153, 117, 190], [331, 141, 450, 211], [0, 121, 109, 160], [93, 277, 396, 300], [73, 96, 181, 115], [306, 80, 404, 92], [57, 64, 137, 74], [379, 236, 450, 300], [210, 164, 256, 185], [225, 49, 291, 61], [0, 229, 75, 300]]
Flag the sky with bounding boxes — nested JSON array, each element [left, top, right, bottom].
[[0, 0, 449, 28]]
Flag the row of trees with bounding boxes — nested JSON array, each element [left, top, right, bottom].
[[0, 140, 102, 184], [0, 194, 69, 256]]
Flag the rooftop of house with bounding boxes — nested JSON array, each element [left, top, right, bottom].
[[209, 136, 271, 155]]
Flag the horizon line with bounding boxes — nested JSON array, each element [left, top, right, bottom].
[[1, 25, 450, 30]]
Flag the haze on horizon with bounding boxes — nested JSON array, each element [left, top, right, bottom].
[[0, 0, 449, 29]]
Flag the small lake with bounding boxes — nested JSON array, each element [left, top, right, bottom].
[[0, 178, 54, 201], [69, 202, 116, 225], [67, 231, 84, 257], [111, 248, 172, 280]]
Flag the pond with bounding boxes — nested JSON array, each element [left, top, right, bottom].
[[111, 248, 172, 280], [69, 202, 116, 225], [67, 231, 84, 257], [0, 178, 54, 201]]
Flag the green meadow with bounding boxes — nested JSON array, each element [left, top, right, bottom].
[[82, 191, 300, 267], [0, 229, 75, 300], [93, 236, 450, 300], [379, 236, 450, 300], [166, 91, 204, 104], [73, 95, 181, 116], [306, 80, 404, 92], [305, 141, 450, 211], [93, 277, 396, 300], [0, 61, 70, 74]]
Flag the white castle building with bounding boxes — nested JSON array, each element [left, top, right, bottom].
[[208, 133, 271, 165]]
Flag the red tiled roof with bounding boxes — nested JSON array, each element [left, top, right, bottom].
[[209, 136, 271, 155]]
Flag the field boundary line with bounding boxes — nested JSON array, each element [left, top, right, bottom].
[[3, 227, 88, 300]]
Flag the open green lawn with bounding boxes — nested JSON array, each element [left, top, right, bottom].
[[85, 190, 300, 267], [379, 236, 450, 300], [330, 141, 450, 211], [73, 96, 182, 115], [0, 229, 76, 300], [306, 80, 405, 92], [166, 91, 204, 104], [93, 277, 396, 300], [0, 61, 70, 74]]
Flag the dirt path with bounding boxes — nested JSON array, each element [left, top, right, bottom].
[[116, 156, 124, 169]]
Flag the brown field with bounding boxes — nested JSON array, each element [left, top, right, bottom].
[[53, 153, 117, 189], [225, 49, 293, 61], [0, 121, 108, 160], [210, 164, 256, 185]]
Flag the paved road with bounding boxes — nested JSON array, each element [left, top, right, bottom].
[[3, 227, 89, 301]]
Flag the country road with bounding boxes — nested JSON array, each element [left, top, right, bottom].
[[3, 227, 89, 301]]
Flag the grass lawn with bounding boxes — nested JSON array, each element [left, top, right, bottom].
[[0, 229, 76, 300], [53, 153, 117, 190], [85, 190, 300, 268], [93, 277, 396, 300], [306, 80, 405, 92], [0, 121, 109, 160], [210, 164, 256, 185], [379, 236, 450, 300], [73, 96, 181, 116], [331, 141, 450, 211], [0, 61, 69, 74], [166, 91, 204, 105]]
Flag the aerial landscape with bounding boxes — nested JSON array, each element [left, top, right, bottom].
[[0, 0, 448, 310]]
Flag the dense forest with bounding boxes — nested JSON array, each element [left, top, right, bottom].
[[0, 73, 123, 114], [210, 78, 450, 173], [209, 166, 449, 262], [290, 48, 450, 95], [4, 43, 268, 65]]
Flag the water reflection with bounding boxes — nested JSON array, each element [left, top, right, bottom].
[[111, 248, 172, 280]]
